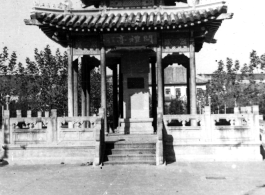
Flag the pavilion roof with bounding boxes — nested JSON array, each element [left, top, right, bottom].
[[81, 0, 187, 7], [25, 1, 232, 49]]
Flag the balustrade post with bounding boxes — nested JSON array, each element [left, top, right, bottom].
[[241, 107, 246, 114], [234, 107, 240, 126], [246, 106, 251, 114], [252, 105, 260, 142], [3, 110, 10, 144], [45, 111, 49, 118], [16, 110, 22, 118], [27, 110, 32, 118], [234, 107, 239, 114], [51, 109, 58, 143], [37, 111, 42, 129], [204, 106, 212, 142]]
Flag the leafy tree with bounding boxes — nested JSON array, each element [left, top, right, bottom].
[[25, 45, 68, 115], [89, 68, 113, 116], [168, 95, 187, 114], [208, 51, 264, 113]]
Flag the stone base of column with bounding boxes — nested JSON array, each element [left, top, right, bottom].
[[117, 118, 154, 134]]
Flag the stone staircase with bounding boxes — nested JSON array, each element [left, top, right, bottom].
[[104, 134, 156, 165]]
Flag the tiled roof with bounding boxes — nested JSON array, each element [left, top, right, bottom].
[[25, 1, 232, 48], [81, 0, 187, 8], [29, 4, 227, 30]]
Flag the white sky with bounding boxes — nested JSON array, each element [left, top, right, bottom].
[[1, 0, 265, 73]]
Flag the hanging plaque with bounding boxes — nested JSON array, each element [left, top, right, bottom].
[[162, 33, 190, 53], [103, 33, 157, 47]]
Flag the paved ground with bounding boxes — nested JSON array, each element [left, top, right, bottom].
[[0, 162, 265, 195]]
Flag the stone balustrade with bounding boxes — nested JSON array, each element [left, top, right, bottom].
[[163, 106, 261, 144], [163, 106, 262, 161], [1, 108, 105, 165]]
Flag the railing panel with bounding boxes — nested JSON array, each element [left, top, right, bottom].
[[57, 116, 100, 143], [10, 117, 52, 144]]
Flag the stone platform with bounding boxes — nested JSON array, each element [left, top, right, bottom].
[[117, 118, 154, 134], [2, 143, 96, 165]]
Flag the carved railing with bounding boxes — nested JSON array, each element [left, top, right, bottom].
[[57, 116, 98, 143], [1, 108, 105, 166], [7, 110, 56, 144], [163, 114, 204, 127], [163, 106, 261, 143]]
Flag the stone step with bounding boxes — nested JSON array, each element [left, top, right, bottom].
[[104, 160, 156, 165], [111, 148, 156, 155], [108, 154, 156, 161], [114, 142, 156, 149], [105, 134, 157, 142]]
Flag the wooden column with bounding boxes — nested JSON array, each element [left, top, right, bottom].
[[86, 64, 91, 117], [100, 47, 107, 132], [162, 64, 165, 113], [112, 64, 118, 131], [81, 56, 86, 117], [189, 31, 197, 125], [151, 61, 157, 131], [118, 64, 123, 118], [186, 65, 190, 114], [157, 43, 164, 114], [73, 58, 79, 116], [67, 46, 74, 118]]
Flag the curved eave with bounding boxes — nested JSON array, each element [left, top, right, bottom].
[[25, 1, 233, 50], [80, 0, 188, 7]]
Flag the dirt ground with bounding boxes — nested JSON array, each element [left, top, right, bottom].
[[0, 161, 265, 195]]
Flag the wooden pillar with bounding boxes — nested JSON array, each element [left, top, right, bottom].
[[113, 64, 118, 130], [162, 65, 165, 113], [157, 43, 164, 114], [186, 65, 190, 114], [86, 64, 91, 117], [73, 58, 79, 116], [118, 64, 123, 118], [100, 47, 107, 133], [151, 61, 157, 131], [81, 57, 86, 117], [67, 46, 74, 118], [189, 31, 197, 125]]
